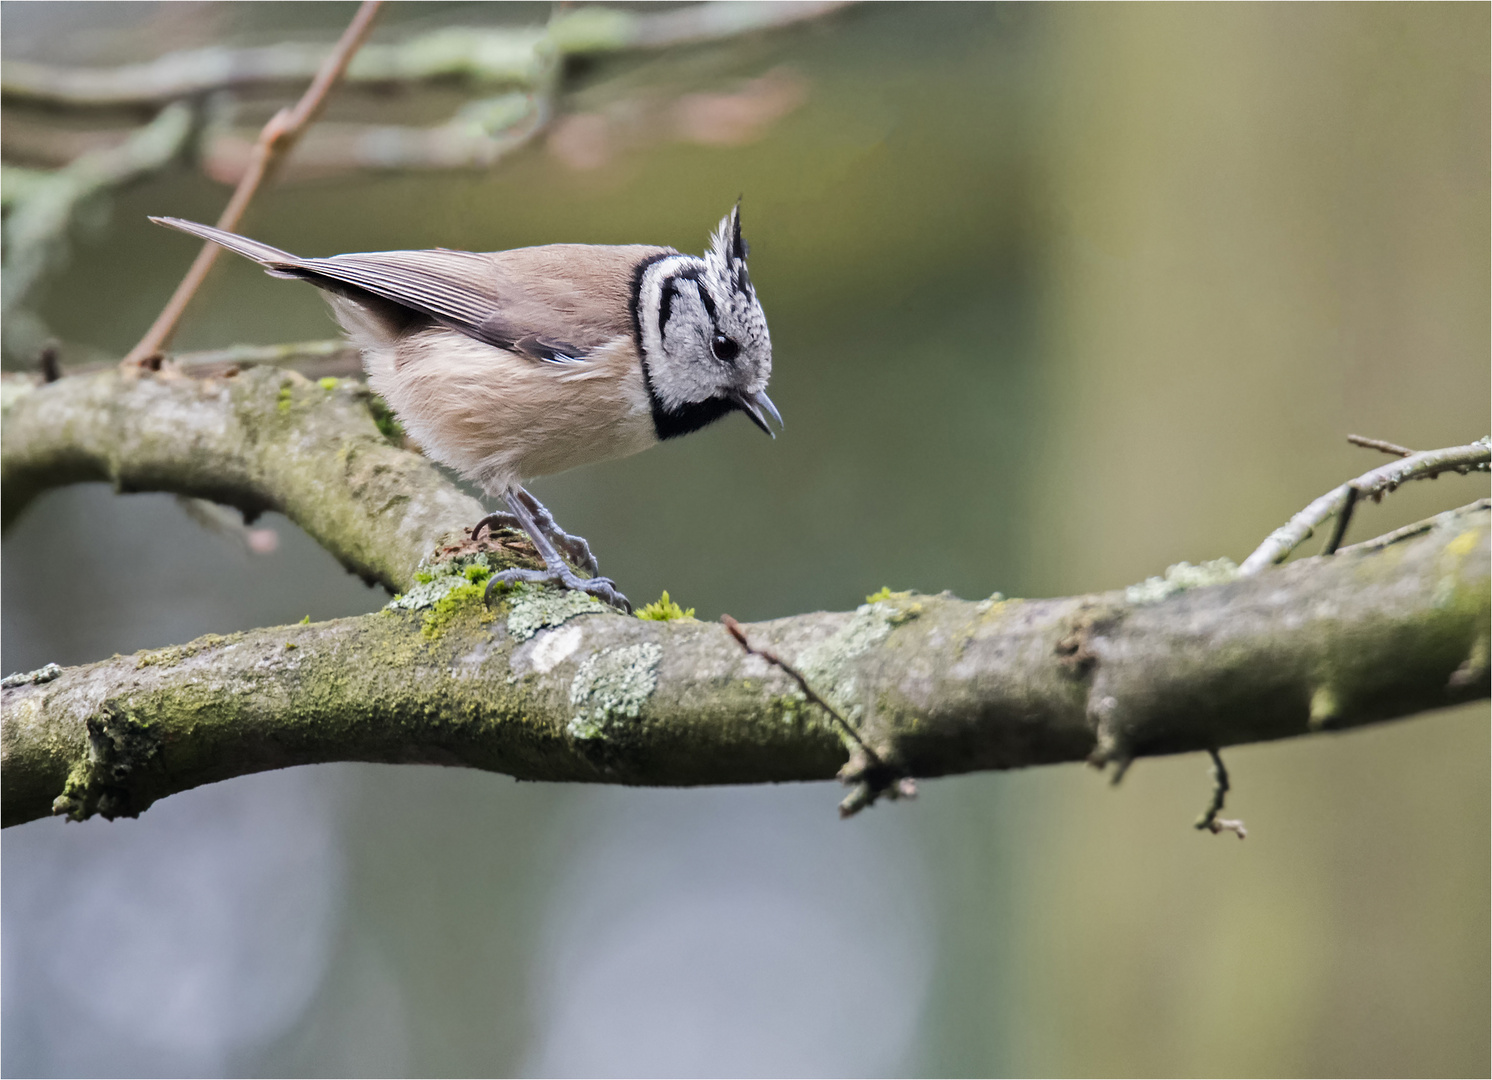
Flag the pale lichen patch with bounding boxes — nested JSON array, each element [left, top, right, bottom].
[[452, 639, 493, 679], [1, 663, 61, 688], [567, 642, 662, 740], [3, 694, 43, 730], [788, 603, 904, 728], [0, 373, 40, 423], [507, 587, 609, 642], [1125, 558, 1239, 605]]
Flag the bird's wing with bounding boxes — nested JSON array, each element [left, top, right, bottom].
[[148, 218, 671, 364], [299, 244, 671, 364]]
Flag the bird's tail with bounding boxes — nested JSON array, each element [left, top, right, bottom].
[[149, 216, 303, 273]]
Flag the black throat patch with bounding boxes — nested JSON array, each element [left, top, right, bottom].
[[646, 394, 738, 441]]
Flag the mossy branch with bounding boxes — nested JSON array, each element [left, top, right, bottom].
[[0, 365, 496, 592], [3, 365, 1487, 827], [2, 499, 1486, 828]]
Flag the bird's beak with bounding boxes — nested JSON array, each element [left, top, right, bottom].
[[731, 389, 783, 438]]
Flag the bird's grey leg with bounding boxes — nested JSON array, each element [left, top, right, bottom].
[[514, 488, 601, 577], [485, 490, 631, 613]]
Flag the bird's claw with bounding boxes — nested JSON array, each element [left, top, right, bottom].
[[483, 567, 632, 614], [472, 511, 521, 540], [471, 506, 598, 577]]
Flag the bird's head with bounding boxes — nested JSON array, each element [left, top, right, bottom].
[[636, 205, 779, 440]]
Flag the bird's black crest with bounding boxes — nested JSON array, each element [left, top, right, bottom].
[[731, 203, 748, 262]]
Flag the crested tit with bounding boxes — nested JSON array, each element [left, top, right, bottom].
[[152, 207, 780, 612]]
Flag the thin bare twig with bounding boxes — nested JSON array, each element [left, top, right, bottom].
[[121, 0, 383, 369], [1338, 498, 1492, 556], [33, 340, 362, 381], [1239, 438, 1491, 575], [1329, 435, 1422, 550], [721, 614, 915, 818], [169, 339, 361, 378], [720, 615, 878, 763], [1347, 434, 1416, 457], [1195, 749, 1246, 839]]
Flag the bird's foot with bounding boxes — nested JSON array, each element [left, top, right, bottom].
[[478, 488, 625, 610], [514, 490, 601, 577], [472, 500, 601, 578], [483, 566, 632, 614]]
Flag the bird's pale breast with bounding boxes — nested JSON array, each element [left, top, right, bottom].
[[375, 327, 657, 495]]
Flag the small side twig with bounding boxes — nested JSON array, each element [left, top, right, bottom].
[[37, 343, 61, 383], [34, 339, 363, 381], [1195, 749, 1246, 839], [1347, 434, 1415, 458], [721, 615, 877, 762], [1240, 437, 1491, 575], [171, 339, 362, 378], [1338, 499, 1492, 556], [121, 0, 383, 369], [721, 614, 915, 817], [1320, 484, 1358, 556]]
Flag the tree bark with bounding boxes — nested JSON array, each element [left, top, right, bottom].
[[2, 368, 1487, 827], [2, 364, 487, 591]]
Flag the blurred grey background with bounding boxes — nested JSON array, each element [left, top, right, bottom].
[[2, 3, 1488, 1076]]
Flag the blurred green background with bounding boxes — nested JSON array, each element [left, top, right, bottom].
[[2, 3, 1488, 1076]]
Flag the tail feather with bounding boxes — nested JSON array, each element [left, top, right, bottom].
[[149, 216, 302, 270]]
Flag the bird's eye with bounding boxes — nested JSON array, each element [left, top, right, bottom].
[[711, 335, 739, 362]]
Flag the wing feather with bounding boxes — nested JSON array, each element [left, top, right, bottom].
[[295, 245, 673, 363], [149, 216, 671, 365], [297, 250, 500, 337]]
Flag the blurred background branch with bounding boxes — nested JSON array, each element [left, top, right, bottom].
[[1, 3, 846, 107], [1, 102, 193, 355], [122, 0, 385, 367], [0, 1, 843, 363]]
